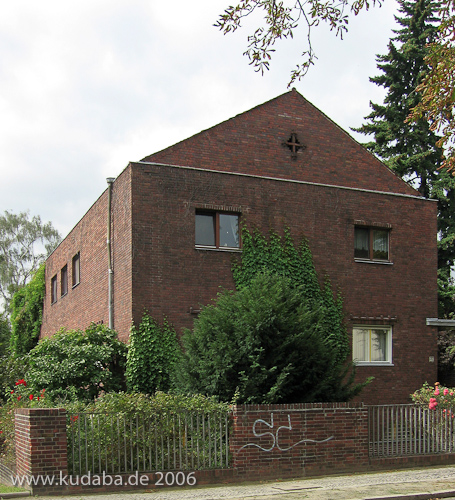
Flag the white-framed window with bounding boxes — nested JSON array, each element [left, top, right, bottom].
[[353, 326, 392, 365]]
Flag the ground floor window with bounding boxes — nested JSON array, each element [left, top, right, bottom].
[[353, 326, 392, 365]]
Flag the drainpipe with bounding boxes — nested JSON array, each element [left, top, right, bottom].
[[106, 177, 116, 329]]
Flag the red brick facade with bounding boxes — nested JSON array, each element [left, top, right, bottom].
[[41, 90, 438, 404]]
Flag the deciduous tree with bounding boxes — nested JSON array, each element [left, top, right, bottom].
[[0, 210, 60, 314]]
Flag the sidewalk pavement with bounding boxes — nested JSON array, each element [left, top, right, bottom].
[[26, 466, 455, 500]]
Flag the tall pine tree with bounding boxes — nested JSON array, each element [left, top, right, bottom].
[[353, 0, 455, 317]]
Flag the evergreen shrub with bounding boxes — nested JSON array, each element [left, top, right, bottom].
[[175, 227, 370, 403]]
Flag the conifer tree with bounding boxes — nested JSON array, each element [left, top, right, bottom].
[[353, 0, 455, 317]]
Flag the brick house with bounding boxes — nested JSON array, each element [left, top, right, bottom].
[[41, 89, 438, 404]]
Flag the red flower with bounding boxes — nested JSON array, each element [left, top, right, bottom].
[[17, 396, 21, 401], [29, 395, 33, 401]]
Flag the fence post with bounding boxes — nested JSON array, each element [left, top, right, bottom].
[[15, 408, 67, 493]]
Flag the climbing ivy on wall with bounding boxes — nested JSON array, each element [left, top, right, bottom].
[[126, 312, 180, 394], [10, 264, 45, 356], [232, 226, 349, 364]]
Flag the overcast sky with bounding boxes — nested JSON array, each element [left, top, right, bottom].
[[0, 0, 400, 238]]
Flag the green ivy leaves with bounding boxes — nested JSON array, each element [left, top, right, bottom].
[[126, 313, 179, 395]]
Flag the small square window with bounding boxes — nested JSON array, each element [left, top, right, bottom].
[[355, 227, 390, 261], [195, 211, 240, 249], [353, 326, 392, 364], [72, 252, 80, 287], [61, 265, 68, 297], [51, 275, 57, 304]]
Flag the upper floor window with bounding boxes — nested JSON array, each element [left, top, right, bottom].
[[61, 265, 68, 297], [51, 275, 57, 304], [353, 326, 392, 365], [354, 227, 390, 261], [72, 252, 80, 287], [195, 211, 240, 249]]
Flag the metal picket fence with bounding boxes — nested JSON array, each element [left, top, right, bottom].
[[67, 411, 231, 475], [368, 404, 455, 457]]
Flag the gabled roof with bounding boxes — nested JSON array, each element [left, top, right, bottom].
[[141, 89, 419, 197]]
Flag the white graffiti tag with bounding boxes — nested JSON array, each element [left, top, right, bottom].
[[237, 413, 334, 453]]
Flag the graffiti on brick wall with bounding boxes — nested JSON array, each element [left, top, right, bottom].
[[237, 413, 334, 453]]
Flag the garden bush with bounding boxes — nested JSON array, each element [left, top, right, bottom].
[[66, 391, 231, 474], [175, 272, 367, 404], [26, 323, 127, 402], [412, 382, 455, 415], [0, 378, 48, 465]]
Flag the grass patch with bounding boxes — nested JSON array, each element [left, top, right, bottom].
[[0, 483, 28, 493]]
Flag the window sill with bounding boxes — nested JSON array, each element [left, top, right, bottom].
[[72, 282, 80, 289], [60, 292, 68, 299], [354, 362, 394, 367], [355, 259, 393, 265], [195, 246, 242, 253]]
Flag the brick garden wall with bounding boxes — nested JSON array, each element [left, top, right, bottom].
[[11, 405, 455, 496], [231, 403, 370, 480], [14, 408, 67, 493]]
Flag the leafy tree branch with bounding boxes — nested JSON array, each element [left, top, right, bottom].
[[215, 0, 381, 86], [408, 0, 455, 173]]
